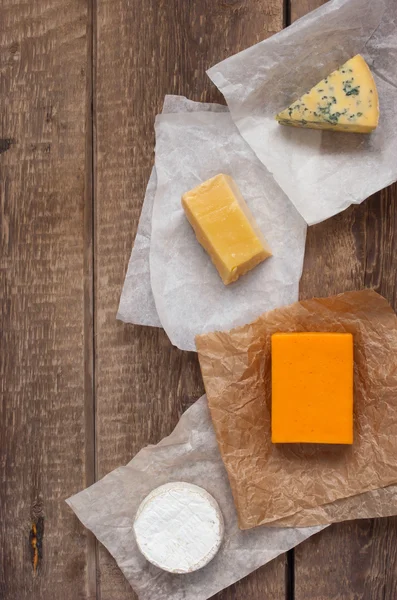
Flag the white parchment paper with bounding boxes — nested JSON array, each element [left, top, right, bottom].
[[151, 107, 307, 350], [117, 97, 228, 328], [207, 0, 397, 225], [67, 395, 323, 600], [117, 168, 161, 327], [67, 393, 397, 597]]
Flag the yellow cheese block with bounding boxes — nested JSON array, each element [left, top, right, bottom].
[[271, 332, 353, 444], [182, 174, 272, 285], [276, 55, 379, 133]]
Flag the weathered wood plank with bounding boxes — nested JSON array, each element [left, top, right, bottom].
[[290, 0, 328, 22], [292, 0, 397, 597], [296, 189, 397, 600], [0, 0, 95, 598], [94, 0, 286, 598]]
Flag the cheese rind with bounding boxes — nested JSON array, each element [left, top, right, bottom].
[[276, 55, 379, 133], [133, 482, 224, 573], [271, 332, 354, 444], [182, 174, 272, 285]]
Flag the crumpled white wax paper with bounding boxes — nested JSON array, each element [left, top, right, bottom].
[[117, 168, 161, 327], [67, 392, 397, 598], [150, 104, 307, 350], [207, 0, 397, 225], [117, 96, 228, 328], [67, 395, 323, 600]]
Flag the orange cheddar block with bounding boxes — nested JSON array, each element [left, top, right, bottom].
[[271, 332, 353, 444]]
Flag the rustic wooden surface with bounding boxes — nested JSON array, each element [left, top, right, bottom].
[[0, 0, 95, 598], [94, 1, 286, 598], [2, 0, 397, 598], [293, 0, 397, 598]]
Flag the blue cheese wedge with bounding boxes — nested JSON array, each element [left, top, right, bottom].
[[133, 482, 224, 574], [276, 55, 379, 133]]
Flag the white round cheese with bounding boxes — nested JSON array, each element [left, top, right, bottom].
[[133, 482, 224, 574]]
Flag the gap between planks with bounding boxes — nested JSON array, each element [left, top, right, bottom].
[[84, 0, 98, 598], [284, 1, 295, 598]]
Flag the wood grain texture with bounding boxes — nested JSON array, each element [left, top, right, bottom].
[[296, 189, 397, 600], [94, 0, 285, 598], [0, 1, 95, 599], [292, 0, 397, 598], [290, 0, 328, 22]]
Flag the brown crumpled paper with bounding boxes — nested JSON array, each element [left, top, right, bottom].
[[196, 289, 397, 529]]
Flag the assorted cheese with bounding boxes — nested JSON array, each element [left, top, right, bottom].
[[133, 482, 224, 573], [139, 58, 371, 552], [271, 332, 354, 444], [276, 55, 379, 133], [182, 174, 272, 285]]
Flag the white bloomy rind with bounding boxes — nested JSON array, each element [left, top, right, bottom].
[[133, 482, 224, 574]]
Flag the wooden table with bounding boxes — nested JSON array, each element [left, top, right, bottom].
[[1, 0, 397, 598]]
